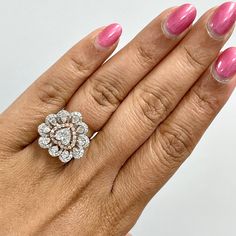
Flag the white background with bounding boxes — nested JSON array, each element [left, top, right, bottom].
[[0, 1, 235, 235]]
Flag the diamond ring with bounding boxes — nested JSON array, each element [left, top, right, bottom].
[[38, 110, 90, 163]]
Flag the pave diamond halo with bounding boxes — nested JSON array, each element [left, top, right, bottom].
[[38, 110, 90, 163]]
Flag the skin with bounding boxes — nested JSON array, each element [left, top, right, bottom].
[[0, 6, 235, 236]]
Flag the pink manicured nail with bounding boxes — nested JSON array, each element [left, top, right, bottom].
[[97, 23, 122, 48], [213, 47, 236, 83], [164, 4, 197, 36], [208, 2, 236, 37]]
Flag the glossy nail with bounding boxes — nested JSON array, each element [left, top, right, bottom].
[[97, 23, 122, 48], [213, 47, 236, 83], [208, 2, 236, 37], [164, 3, 197, 36]]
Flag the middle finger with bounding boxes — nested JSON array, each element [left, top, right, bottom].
[[88, 2, 236, 174], [66, 4, 197, 132]]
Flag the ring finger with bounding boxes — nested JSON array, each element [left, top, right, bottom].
[[87, 2, 236, 177], [0, 26, 121, 151], [66, 4, 197, 132]]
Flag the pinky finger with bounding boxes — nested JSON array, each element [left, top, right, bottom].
[[112, 47, 236, 205]]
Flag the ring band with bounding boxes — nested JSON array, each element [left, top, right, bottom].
[[38, 110, 90, 163]]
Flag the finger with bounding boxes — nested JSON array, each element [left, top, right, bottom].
[[88, 3, 236, 175], [66, 4, 197, 132], [0, 24, 122, 150], [112, 47, 236, 204]]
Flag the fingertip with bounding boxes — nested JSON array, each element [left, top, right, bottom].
[[162, 3, 197, 38], [95, 23, 123, 49], [212, 47, 236, 84]]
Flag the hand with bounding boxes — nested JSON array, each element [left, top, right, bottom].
[[0, 2, 235, 235]]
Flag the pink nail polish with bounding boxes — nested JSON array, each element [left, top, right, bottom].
[[97, 23, 122, 48], [213, 47, 236, 83], [164, 4, 197, 36], [208, 2, 236, 37]]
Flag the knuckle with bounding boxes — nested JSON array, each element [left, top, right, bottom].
[[157, 123, 194, 164], [191, 86, 220, 115], [66, 53, 91, 78], [35, 78, 66, 108], [134, 86, 171, 128], [182, 44, 207, 70], [90, 74, 123, 107], [134, 43, 155, 67]]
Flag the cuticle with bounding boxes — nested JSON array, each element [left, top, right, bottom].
[[211, 62, 231, 84], [161, 18, 186, 40], [206, 19, 227, 41]]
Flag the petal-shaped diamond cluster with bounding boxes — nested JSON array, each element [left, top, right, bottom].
[[38, 110, 89, 163]]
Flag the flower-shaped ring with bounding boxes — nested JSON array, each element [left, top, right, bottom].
[[38, 110, 90, 163]]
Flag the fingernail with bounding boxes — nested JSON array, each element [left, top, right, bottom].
[[163, 4, 197, 37], [208, 2, 236, 38], [97, 23, 122, 48], [212, 47, 236, 83]]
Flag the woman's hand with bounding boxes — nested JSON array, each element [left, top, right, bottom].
[[0, 2, 236, 235]]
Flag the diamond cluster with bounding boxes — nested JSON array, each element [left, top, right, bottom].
[[38, 110, 90, 163]]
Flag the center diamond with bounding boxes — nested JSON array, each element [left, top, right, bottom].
[[55, 128, 72, 146], [50, 124, 77, 150]]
